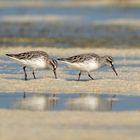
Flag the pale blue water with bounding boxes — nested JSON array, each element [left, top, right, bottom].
[[0, 5, 140, 112], [0, 92, 140, 112], [0, 55, 140, 112], [0, 7, 140, 21], [0, 6, 140, 47]]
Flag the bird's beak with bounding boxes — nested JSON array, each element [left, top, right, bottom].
[[111, 63, 118, 76]]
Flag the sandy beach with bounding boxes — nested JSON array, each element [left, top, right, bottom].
[[0, 110, 140, 140], [0, 0, 140, 139], [0, 47, 140, 139], [0, 47, 140, 95]]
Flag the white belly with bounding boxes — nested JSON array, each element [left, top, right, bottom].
[[22, 59, 47, 69], [12, 57, 47, 70], [63, 60, 100, 72]]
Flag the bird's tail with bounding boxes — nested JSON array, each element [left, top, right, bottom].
[[6, 54, 14, 57], [57, 58, 66, 61]]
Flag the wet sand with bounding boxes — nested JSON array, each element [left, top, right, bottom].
[[0, 47, 140, 95], [0, 110, 140, 140], [0, 1, 140, 139], [0, 47, 140, 139]]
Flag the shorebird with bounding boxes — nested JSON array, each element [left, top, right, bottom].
[[6, 51, 58, 80], [58, 53, 118, 80]]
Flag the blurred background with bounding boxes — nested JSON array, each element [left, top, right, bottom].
[[0, 0, 140, 48]]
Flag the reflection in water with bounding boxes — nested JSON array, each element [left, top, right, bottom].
[[14, 94, 59, 111], [66, 95, 117, 111], [0, 92, 140, 111], [13, 93, 117, 111]]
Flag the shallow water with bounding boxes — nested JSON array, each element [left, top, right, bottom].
[[0, 92, 140, 112], [0, 5, 140, 47], [0, 52, 140, 109], [1, 6, 140, 20]]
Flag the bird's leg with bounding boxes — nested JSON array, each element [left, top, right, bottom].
[[88, 72, 94, 80], [78, 71, 82, 81], [23, 66, 27, 80], [32, 71, 36, 79], [23, 92, 26, 99], [53, 68, 57, 79]]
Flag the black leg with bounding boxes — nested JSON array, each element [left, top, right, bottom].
[[23, 66, 27, 80], [23, 92, 26, 99], [78, 71, 82, 81], [88, 72, 94, 80], [53, 69, 57, 79], [32, 71, 36, 79]]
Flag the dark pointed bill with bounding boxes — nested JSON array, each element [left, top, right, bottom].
[[111, 63, 118, 76]]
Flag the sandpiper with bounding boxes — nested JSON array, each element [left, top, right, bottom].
[[6, 51, 58, 80], [58, 53, 118, 80]]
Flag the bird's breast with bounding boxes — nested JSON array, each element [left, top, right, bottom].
[[63, 59, 100, 72], [79, 60, 100, 72], [21, 58, 47, 69]]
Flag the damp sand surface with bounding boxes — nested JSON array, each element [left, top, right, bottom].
[[0, 110, 140, 140], [0, 47, 140, 140], [0, 47, 140, 95]]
